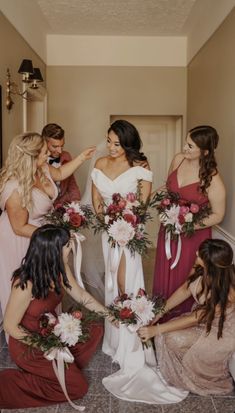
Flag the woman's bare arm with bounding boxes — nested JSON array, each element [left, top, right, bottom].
[[194, 173, 226, 229], [6, 191, 38, 237], [49, 146, 96, 182], [4, 282, 32, 340]]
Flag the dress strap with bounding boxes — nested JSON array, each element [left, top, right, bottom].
[[176, 157, 185, 170]]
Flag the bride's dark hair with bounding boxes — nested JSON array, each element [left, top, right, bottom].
[[12, 224, 71, 299], [108, 119, 147, 166], [189, 125, 219, 194], [188, 238, 235, 339]]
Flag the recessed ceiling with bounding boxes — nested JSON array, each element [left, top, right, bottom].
[[36, 0, 197, 36]]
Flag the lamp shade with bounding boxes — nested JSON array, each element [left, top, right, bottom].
[[18, 59, 34, 75], [29, 68, 43, 82]]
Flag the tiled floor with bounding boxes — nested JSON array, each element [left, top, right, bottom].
[[1, 249, 235, 412]]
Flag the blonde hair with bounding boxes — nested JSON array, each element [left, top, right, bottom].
[[0, 132, 46, 209]]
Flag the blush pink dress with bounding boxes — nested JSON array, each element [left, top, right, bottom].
[[152, 163, 211, 317], [155, 277, 235, 396], [0, 168, 58, 317]]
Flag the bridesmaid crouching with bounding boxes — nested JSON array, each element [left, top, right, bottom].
[[0, 224, 113, 409], [139, 239, 235, 396]]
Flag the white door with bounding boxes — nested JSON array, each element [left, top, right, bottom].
[[110, 115, 182, 247]]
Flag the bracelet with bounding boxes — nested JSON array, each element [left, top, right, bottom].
[[161, 305, 169, 316]]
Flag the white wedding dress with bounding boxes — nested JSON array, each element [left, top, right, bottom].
[[91, 166, 153, 358], [91, 166, 189, 404]]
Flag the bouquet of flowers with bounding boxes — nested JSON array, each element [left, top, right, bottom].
[[150, 190, 211, 239], [94, 183, 152, 255], [22, 310, 92, 411], [45, 201, 93, 232], [107, 288, 166, 328], [22, 311, 89, 352]]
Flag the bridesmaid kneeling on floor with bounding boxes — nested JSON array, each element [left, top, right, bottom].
[[139, 239, 235, 396], [0, 224, 114, 409]]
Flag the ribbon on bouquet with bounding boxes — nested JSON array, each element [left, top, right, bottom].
[[106, 243, 123, 292], [44, 347, 85, 411], [71, 232, 86, 289], [165, 232, 182, 270]]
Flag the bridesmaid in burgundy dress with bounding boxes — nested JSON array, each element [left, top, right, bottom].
[[0, 225, 110, 409], [152, 125, 226, 317]]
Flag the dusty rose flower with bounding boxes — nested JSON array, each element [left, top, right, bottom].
[[190, 203, 200, 213], [162, 198, 171, 206], [180, 206, 190, 215], [72, 311, 83, 320], [126, 192, 136, 202]]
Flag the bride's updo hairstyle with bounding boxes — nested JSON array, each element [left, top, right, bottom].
[[108, 119, 147, 166], [188, 238, 235, 339], [189, 125, 219, 194]]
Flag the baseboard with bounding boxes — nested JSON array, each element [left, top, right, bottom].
[[212, 225, 235, 255]]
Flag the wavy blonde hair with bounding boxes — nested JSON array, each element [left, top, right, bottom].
[[0, 132, 46, 209]]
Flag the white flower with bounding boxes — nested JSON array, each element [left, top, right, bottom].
[[45, 312, 57, 325], [104, 215, 110, 224], [184, 212, 193, 222], [67, 202, 85, 216], [63, 213, 70, 222], [160, 205, 181, 226], [53, 313, 82, 346], [126, 200, 140, 209], [130, 296, 155, 325], [108, 218, 135, 247]]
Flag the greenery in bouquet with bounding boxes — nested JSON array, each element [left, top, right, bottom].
[[93, 180, 152, 255], [150, 190, 211, 239], [45, 201, 93, 232]]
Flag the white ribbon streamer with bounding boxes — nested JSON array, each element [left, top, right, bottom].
[[164, 232, 182, 270], [44, 347, 85, 411], [71, 232, 86, 288]]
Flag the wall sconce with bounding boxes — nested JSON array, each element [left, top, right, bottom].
[[6, 59, 44, 111]]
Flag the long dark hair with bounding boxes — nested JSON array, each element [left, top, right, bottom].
[[108, 119, 147, 166], [189, 125, 219, 194], [13, 224, 71, 299], [188, 238, 235, 339]]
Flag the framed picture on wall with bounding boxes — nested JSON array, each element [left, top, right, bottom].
[[0, 85, 2, 168]]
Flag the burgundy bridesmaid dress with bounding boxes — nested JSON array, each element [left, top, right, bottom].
[[0, 290, 103, 409], [152, 165, 211, 318]]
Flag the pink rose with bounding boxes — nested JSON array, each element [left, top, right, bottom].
[[180, 206, 190, 215], [126, 192, 136, 203], [162, 198, 171, 206], [118, 200, 127, 209], [72, 311, 83, 320], [190, 203, 200, 213]]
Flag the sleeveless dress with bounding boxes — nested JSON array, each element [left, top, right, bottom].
[[0, 168, 58, 317], [0, 289, 103, 408], [152, 163, 211, 317], [91, 166, 153, 359], [155, 277, 235, 396]]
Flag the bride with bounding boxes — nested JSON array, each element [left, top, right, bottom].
[[91, 119, 152, 358]]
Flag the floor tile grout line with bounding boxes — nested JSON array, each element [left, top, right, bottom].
[[211, 396, 218, 412]]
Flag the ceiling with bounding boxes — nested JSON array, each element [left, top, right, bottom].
[[36, 0, 197, 36]]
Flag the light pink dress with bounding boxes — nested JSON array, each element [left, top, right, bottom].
[[0, 168, 58, 316], [155, 277, 235, 395]]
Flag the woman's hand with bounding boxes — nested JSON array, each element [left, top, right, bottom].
[[107, 314, 119, 328], [79, 146, 96, 162], [138, 325, 159, 342], [150, 313, 163, 325]]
